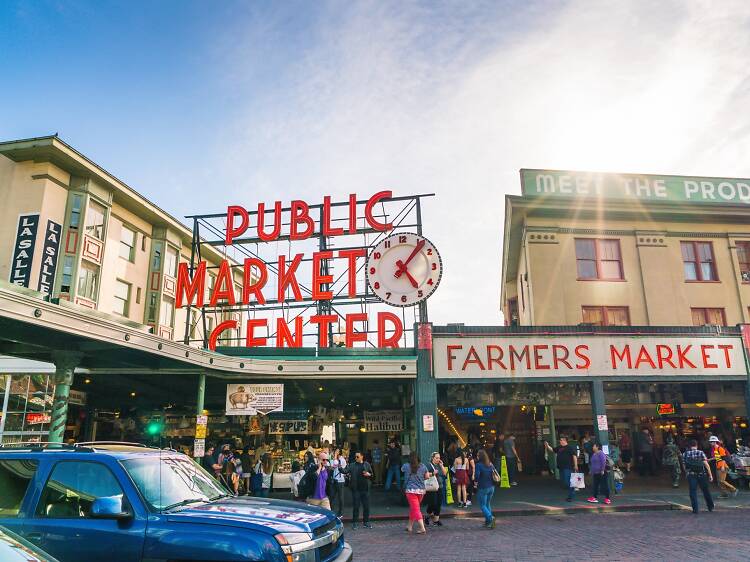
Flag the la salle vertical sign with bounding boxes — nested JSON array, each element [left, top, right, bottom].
[[9, 213, 40, 288], [37, 220, 62, 295]]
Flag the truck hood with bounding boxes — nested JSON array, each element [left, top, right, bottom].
[[165, 496, 332, 534]]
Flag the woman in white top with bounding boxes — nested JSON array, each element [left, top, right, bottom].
[[331, 447, 347, 517]]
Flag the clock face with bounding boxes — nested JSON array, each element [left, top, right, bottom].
[[366, 232, 443, 307]]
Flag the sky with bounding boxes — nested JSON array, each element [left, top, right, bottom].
[[2, 0, 750, 326]]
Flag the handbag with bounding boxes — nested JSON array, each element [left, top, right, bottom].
[[570, 472, 586, 489], [424, 475, 439, 492], [491, 466, 501, 483]]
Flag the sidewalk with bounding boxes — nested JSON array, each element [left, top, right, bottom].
[[269, 472, 750, 521]]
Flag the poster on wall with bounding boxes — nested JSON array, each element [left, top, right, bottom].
[[226, 383, 284, 416], [9, 213, 39, 287], [364, 410, 404, 432], [37, 220, 62, 295], [268, 420, 309, 434]]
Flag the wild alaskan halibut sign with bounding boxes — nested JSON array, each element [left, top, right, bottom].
[[433, 335, 747, 379], [521, 169, 750, 205]]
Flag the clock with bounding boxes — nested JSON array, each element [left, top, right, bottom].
[[366, 232, 443, 307]]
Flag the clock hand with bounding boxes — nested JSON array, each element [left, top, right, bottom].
[[395, 260, 419, 288], [394, 239, 426, 278]]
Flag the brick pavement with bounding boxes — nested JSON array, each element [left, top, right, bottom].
[[344, 508, 750, 561]]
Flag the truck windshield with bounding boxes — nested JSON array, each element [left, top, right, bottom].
[[122, 455, 228, 511]]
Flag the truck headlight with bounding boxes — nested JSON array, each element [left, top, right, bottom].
[[274, 532, 316, 562]]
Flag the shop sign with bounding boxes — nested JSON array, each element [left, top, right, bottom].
[[195, 415, 208, 439], [268, 420, 309, 434], [68, 390, 87, 406], [434, 335, 747, 379], [194, 438, 205, 457], [597, 415, 608, 431], [657, 403, 677, 415], [25, 412, 51, 425], [247, 416, 263, 434], [9, 213, 39, 287], [226, 383, 284, 415], [522, 169, 750, 206], [37, 219, 61, 295], [422, 414, 434, 432], [364, 410, 403, 432]]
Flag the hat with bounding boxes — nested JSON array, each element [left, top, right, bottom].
[[709, 436, 720, 443]]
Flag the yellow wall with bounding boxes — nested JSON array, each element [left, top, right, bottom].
[[518, 214, 750, 326]]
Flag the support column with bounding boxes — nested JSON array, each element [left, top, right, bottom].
[[49, 352, 82, 444], [196, 372, 206, 415], [414, 323, 438, 463], [590, 380, 610, 449], [741, 325, 750, 420]]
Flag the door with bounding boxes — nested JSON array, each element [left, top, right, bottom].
[[0, 458, 40, 535], [23, 460, 146, 562]]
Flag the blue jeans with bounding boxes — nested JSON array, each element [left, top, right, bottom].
[[476, 486, 495, 523], [687, 473, 714, 513], [385, 465, 401, 490], [559, 468, 575, 500]]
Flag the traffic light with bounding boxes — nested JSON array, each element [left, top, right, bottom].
[[145, 416, 163, 439]]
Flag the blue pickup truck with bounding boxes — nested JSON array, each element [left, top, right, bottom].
[[0, 443, 352, 562]]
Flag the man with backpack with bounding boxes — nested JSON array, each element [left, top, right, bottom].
[[683, 439, 714, 514]]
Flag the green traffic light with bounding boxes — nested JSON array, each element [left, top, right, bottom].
[[146, 421, 162, 436]]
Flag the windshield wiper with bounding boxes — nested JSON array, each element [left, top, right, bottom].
[[162, 497, 207, 511]]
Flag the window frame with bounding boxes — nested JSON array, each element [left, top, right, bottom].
[[681, 241, 719, 282], [35, 460, 127, 519], [119, 226, 136, 262], [737, 241, 750, 283], [690, 307, 726, 327], [113, 279, 131, 317], [581, 305, 631, 326], [574, 238, 625, 281], [84, 199, 107, 241], [76, 261, 99, 301], [159, 297, 175, 328]]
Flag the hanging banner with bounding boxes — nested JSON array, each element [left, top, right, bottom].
[[364, 410, 403, 432], [268, 420, 310, 434], [9, 213, 39, 287], [226, 383, 284, 415], [37, 219, 62, 295]]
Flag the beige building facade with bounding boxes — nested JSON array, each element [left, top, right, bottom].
[[0, 135, 243, 347], [502, 169, 750, 328]]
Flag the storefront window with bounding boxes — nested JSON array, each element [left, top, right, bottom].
[[85, 200, 106, 240], [0, 374, 54, 444], [77, 261, 99, 301]]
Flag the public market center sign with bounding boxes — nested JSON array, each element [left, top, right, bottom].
[[521, 169, 750, 205]]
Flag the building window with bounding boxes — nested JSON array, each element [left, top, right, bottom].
[[681, 241, 717, 281], [84, 200, 106, 241], [160, 297, 174, 328], [113, 279, 131, 316], [691, 307, 726, 326], [151, 241, 162, 271], [165, 247, 178, 278], [737, 241, 750, 283], [506, 298, 519, 326], [77, 261, 99, 301], [146, 292, 158, 323], [119, 226, 136, 262], [582, 306, 630, 326], [575, 239, 623, 280], [69, 194, 82, 229], [136, 287, 141, 304], [60, 256, 74, 293]]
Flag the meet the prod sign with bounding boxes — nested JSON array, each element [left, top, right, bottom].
[[177, 191, 438, 350]]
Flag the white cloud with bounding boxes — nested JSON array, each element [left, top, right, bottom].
[[209, 0, 750, 325]]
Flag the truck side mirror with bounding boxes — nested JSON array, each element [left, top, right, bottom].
[[91, 495, 132, 520]]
